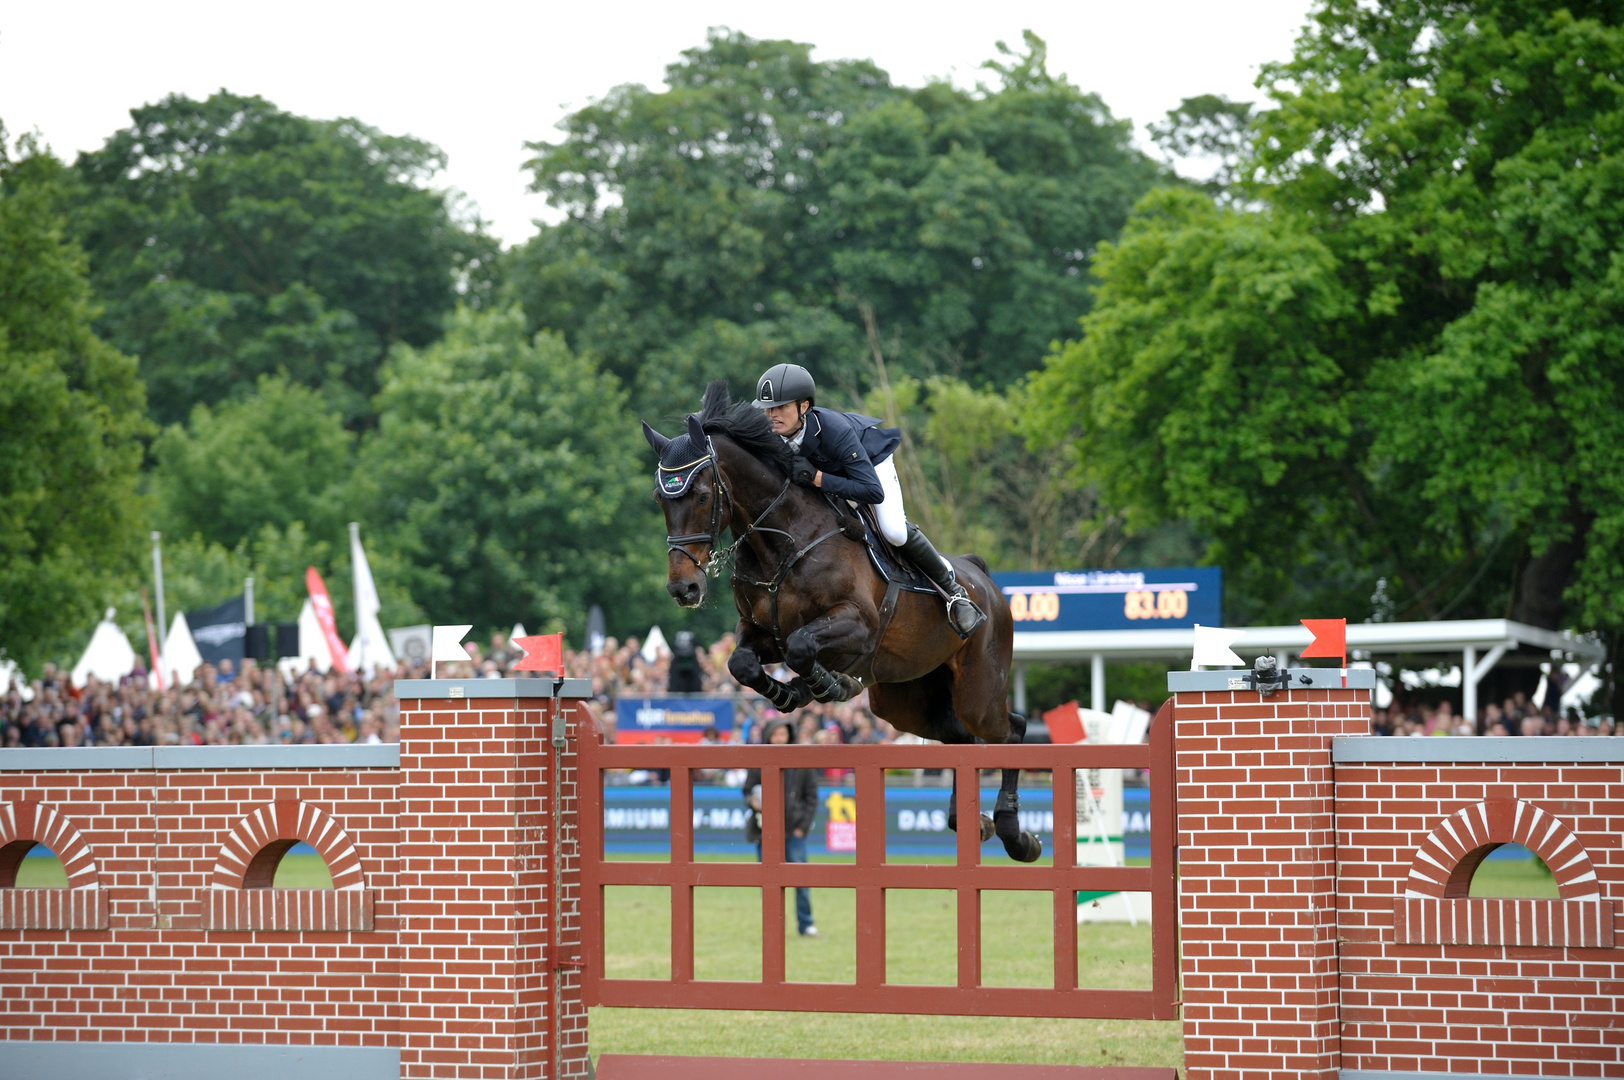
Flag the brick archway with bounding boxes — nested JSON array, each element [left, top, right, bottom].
[[1404, 797, 1598, 899], [210, 800, 364, 890], [0, 800, 99, 889]]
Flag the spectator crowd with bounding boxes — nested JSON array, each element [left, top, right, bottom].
[[5, 629, 1609, 750], [1, 630, 900, 752]]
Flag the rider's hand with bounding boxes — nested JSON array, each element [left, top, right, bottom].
[[790, 455, 817, 487]]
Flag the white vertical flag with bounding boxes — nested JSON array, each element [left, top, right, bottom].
[[348, 523, 397, 676], [1191, 624, 1245, 669]]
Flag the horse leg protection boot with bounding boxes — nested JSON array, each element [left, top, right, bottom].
[[803, 662, 863, 703], [900, 523, 986, 638], [760, 675, 812, 712], [993, 790, 1043, 863]]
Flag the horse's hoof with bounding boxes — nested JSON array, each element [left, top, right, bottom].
[[1010, 832, 1042, 863], [979, 814, 995, 843]]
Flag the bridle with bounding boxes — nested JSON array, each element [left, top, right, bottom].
[[660, 435, 847, 653], [663, 436, 795, 578]]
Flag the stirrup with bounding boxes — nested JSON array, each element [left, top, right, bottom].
[[945, 589, 986, 638]]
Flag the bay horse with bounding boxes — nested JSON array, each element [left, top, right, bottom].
[[642, 381, 1041, 862]]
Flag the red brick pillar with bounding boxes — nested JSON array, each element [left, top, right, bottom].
[[396, 678, 591, 1079], [1172, 667, 1373, 1080]]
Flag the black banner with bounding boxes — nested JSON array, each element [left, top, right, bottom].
[[187, 595, 246, 666]]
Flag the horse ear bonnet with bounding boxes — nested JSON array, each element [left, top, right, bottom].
[[656, 432, 712, 498]]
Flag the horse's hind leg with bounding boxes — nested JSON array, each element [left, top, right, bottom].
[[993, 711, 1042, 863]]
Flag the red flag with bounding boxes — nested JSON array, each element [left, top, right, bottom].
[[1043, 700, 1085, 745], [305, 567, 351, 673], [141, 587, 164, 691], [513, 633, 564, 673], [1300, 618, 1347, 664]]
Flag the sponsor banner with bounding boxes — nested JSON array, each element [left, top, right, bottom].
[[614, 697, 734, 745], [186, 596, 246, 666], [992, 566, 1221, 632], [601, 784, 1153, 857]]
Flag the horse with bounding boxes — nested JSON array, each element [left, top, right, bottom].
[[642, 381, 1041, 862]]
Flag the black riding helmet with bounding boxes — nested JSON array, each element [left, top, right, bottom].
[[752, 363, 816, 409]]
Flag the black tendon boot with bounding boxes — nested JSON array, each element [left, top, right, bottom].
[[900, 523, 986, 638]]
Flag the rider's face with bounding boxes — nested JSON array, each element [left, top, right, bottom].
[[764, 400, 807, 436]]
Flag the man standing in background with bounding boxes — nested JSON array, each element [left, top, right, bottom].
[[743, 717, 820, 937]]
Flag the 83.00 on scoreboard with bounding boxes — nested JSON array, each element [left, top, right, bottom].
[[991, 567, 1221, 633]]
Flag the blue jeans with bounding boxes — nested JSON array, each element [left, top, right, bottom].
[[757, 832, 814, 933]]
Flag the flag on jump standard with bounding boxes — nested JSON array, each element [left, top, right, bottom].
[[431, 625, 473, 679], [513, 633, 564, 674], [1299, 618, 1348, 665], [1191, 624, 1245, 669]]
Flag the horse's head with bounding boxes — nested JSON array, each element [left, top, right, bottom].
[[643, 414, 725, 608]]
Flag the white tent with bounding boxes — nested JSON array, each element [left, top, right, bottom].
[[70, 609, 139, 688], [1, 658, 33, 701], [279, 598, 333, 677], [156, 611, 205, 688], [640, 625, 669, 663]]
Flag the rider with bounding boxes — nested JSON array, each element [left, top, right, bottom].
[[752, 362, 986, 637]]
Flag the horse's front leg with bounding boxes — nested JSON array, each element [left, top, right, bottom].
[[783, 603, 871, 703], [728, 622, 812, 713]]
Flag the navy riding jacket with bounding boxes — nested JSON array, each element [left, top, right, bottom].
[[793, 407, 902, 505]]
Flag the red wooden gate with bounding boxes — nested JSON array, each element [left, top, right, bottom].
[[577, 702, 1177, 1020]]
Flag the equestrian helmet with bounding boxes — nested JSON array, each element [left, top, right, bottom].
[[752, 363, 816, 409]]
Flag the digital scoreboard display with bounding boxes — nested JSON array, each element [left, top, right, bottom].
[[991, 567, 1222, 633]]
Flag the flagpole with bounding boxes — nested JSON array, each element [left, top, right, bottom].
[[350, 522, 363, 674], [151, 532, 167, 687]]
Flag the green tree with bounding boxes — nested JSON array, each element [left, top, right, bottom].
[[70, 92, 497, 426], [512, 30, 1163, 421], [150, 375, 355, 550], [1031, 0, 1624, 639], [0, 130, 150, 671], [359, 307, 676, 639]]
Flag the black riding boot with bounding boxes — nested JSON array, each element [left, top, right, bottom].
[[900, 523, 986, 638]]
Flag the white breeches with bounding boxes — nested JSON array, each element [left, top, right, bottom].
[[873, 456, 908, 546]]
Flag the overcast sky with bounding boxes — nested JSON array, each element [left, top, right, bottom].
[[1, 1, 1312, 247]]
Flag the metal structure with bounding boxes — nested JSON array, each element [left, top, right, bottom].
[[1011, 618, 1605, 724], [578, 703, 1178, 1021]]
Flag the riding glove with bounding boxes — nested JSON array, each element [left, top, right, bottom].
[[790, 455, 817, 487]]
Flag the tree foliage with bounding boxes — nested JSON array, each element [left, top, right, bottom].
[[151, 375, 356, 550], [69, 92, 497, 426], [0, 132, 150, 670], [360, 307, 676, 639], [512, 30, 1163, 421], [1032, 0, 1624, 635]]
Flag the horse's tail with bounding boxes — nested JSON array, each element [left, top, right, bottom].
[[964, 553, 991, 575]]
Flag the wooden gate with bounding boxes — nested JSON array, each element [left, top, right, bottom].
[[577, 702, 1177, 1020]]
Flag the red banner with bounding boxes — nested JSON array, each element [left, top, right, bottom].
[[306, 567, 351, 673], [141, 587, 164, 692]]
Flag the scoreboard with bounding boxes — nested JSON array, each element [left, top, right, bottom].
[[990, 567, 1222, 633]]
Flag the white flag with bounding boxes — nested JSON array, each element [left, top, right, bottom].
[[348, 523, 396, 675], [1191, 624, 1245, 669], [432, 625, 473, 664]]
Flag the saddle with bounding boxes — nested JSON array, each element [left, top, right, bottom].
[[851, 504, 939, 596]]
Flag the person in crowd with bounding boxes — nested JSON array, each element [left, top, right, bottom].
[[667, 631, 705, 693], [742, 717, 820, 937]]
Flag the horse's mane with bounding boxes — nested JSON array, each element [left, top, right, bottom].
[[698, 379, 793, 476]]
